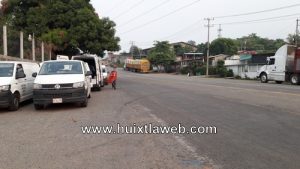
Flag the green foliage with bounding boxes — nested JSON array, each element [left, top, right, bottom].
[[210, 38, 238, 55], [147, 41, 175, 72], [227, 69, 234, 77], [197, 34, 286, 56], [196, 43, 207, 54], [236, 33, 285, 53], [180, 67, 189, 75], [1, 0, 120, 56], [287, 34, 300, 45], [174, 44, 194, 56]]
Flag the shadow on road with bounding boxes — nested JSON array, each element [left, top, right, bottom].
[[0, 99, 33, 114]]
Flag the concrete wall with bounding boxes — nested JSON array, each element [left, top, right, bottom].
[[0, 55, 37, 62], [226, 64, 262, 79]]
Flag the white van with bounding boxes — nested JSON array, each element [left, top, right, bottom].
[[32, 60, 92, 110], [0, 61, 39, 111], [72, 54, 104, 91], [101, 65, 108, 85]]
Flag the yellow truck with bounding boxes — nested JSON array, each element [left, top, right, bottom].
[[125, 59, 150, 73]]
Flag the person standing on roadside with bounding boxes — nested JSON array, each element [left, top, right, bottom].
[[108, 66, 117, 90]]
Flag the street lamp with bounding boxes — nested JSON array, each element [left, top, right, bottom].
[[28, 33, 35, 61]]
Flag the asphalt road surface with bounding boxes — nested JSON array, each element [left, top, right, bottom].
[[0, 69, 299, 169]]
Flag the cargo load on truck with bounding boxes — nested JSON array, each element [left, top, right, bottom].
[[124, 59, 150, 73]]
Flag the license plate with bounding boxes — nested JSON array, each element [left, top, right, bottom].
[[53, 98, 63, 104]]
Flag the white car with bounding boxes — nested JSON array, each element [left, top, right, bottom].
[[32, 60, 92, 110], [0, 61, 39, 111]]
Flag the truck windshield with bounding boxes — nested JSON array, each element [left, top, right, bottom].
[[39, 62, 83, 75], [0, 63, 14, 77]]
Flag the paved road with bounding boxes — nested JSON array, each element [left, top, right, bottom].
[[0, 70, 299, 169]]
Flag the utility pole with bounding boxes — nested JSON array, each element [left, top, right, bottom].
[[296, 19, 299, 47], [204, 18, 214, 77], [217, 24, 222, 38], [130, 41, 135, 58]]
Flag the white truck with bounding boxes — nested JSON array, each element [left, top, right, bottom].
[[257, 45, 300, 85], [0, 61, 39, 111], [72, 54, 104, 91]]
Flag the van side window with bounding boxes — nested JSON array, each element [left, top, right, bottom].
[[16, 64, 25, 75], [268, 58, 275, 65], [15, 64, 26, 79]]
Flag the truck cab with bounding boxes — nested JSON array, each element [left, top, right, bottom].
[[258, 45, 296, 84]]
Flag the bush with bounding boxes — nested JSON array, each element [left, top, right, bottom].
[[227, 69, 234, 77], [180, 67, 189, 74]]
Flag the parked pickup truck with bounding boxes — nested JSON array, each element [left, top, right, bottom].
[[257, 45, 300, 85]]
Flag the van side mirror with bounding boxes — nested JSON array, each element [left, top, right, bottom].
[[85, 71, 92, 76], [32, 72, 37, 78], [16, 72, 26, 79]]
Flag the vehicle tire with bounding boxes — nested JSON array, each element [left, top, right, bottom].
[[80, 97, 88, 107], [260, 73, 268, 83], [290, 74, 300, 85], [94, 84, 101, 91], [34, 104, 44, 110], [8, 93, 20, 111], [275, 81, 283, 84]]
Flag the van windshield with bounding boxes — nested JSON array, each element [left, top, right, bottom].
[[0, 63, 14, 77], [39, 62, 83, 75]]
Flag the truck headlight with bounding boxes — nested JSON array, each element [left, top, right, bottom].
[[0, 85, 10, 91], [33, 83, 42, 89], [73, 82, 85, 88]]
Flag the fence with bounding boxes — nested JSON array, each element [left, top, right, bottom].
[[0, 25, 52, 62]]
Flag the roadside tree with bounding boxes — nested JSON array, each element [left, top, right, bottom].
[[147, 41, 175, 72]]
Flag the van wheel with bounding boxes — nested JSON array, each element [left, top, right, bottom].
[[290, 74, 300, 85], [94, 85, 101, 91], [34, 104, 44, 110], [260, 73, 268, 83], [9, 94, 20, 111], [80, 97, 88, 107], [275, 81, 283, 84]]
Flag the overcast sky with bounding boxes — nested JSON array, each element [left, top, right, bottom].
[[91, 0, 300, 52]]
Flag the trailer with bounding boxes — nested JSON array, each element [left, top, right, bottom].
[[257, 45, 300, 85]]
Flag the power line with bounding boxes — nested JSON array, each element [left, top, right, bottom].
[[214, 3, 300, 19], [113, 0, 145, 20], [119, 0, 171, 28], [161, 15, 299, 41], [159, 20, 203, 40], [120, 0, 201, 35], [218, 13, 300, 25], [105, 0, 128, 16]]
